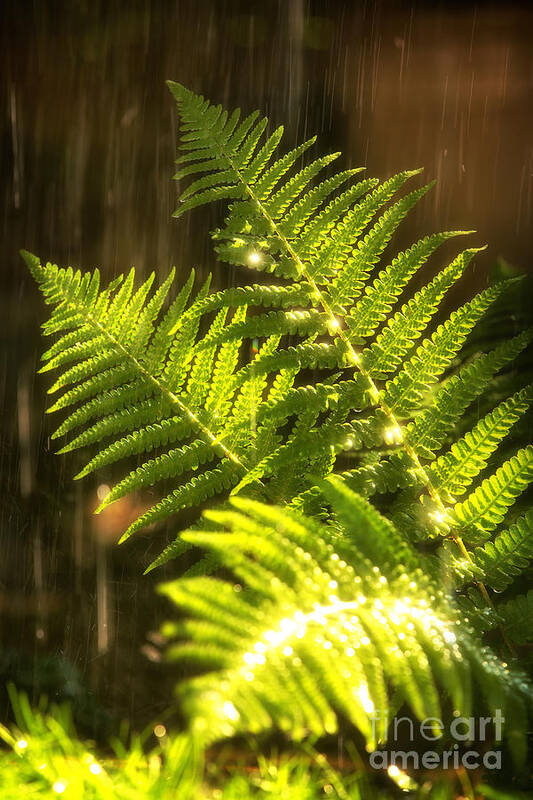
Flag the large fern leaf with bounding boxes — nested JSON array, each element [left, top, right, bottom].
[[26, 85, 533, 595]]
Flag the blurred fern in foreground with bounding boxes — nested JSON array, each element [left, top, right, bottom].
[[161, 481, 531, 755]]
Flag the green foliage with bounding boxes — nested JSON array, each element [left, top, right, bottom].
[[448, 446, 533, 541], [24, 82, 533, 795], [496, 590, 533, 645], [0, 688, 199, 799], [1, 690, 364, 799]]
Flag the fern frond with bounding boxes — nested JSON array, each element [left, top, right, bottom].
[[24, 254, 263, 549], [430, 386, 533, 500], [496, 590, 533, 645], [361, 248, 477, 379], [73, 415, 194, 477], [383, 281, 507, 416], [28, 246, 366, 554], [27, 85, 533, 609], [346, 230, 472, 343], [326, 183, 432, 309], [120, 461, 241, 543], [170, 283, 313, 332], [449, 446, 533, 540], [169, 87, 533, 546], [319, 475, 424, 581], [195, 308, 329, 350], [473, 510, 533, 591], [406, 328, 533, 459], [305, 171, 422, 283], [160, 491, 531, 751], [340, 453, 417, 498]]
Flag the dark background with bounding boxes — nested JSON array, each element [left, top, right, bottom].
[[0, 0, 532, 729]]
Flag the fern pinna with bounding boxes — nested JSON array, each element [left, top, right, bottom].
[[25, 83, 533, 771]]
